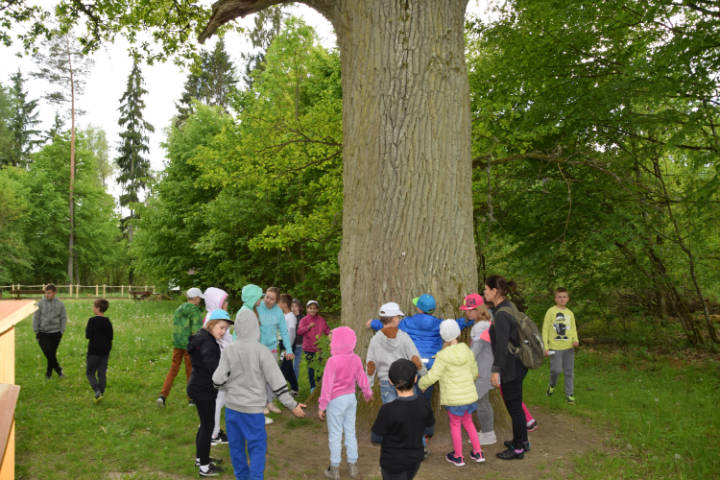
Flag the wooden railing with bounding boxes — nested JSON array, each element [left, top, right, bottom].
[[0, 285, 156, 299]]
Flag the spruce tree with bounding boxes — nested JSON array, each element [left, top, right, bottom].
[[116, 56, 154, 215], [8, 70, 41, 168]]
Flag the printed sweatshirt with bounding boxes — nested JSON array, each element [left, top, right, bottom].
[[542, 305, 578, 350], [366, 327, 425, 386], [213, 309, 298, 414], [418, 342, 478, 406], [172, 302, 204, 349], [318, 326, 372, 411], [32, 297, 67, 334], [257, 302, 292, 352], [296, 314, 330, 352]]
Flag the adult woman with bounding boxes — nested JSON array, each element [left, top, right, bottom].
[[188, 309, 233, 477], [485, 275, 528, 460]]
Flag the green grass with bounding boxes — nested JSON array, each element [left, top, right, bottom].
[[13, 299, 720, 478]]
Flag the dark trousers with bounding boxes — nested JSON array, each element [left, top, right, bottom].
[[86, 354, 109, 394], [193, 396, 216, 465], [37, 332, 63, 376], [501, 373, 529, 448], [278, 341, 298, 391], [305, 351, 320, 389], [381, 462, 421, 480]]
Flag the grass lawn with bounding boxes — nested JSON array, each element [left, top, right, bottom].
[[12, 299, 720, 479]]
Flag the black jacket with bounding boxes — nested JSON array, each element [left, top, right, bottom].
[[187, 328, 221, 400], [85, 316, 113, 356], [490, 299, 527, 383]]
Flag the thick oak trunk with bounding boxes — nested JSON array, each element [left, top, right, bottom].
[[329, 0, 477, 349]]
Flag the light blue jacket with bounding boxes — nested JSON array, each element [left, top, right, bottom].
[[257, 302, 292, 352]]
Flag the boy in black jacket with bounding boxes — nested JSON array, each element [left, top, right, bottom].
[[85, 299, 113, 401], [371, 359, 435, 480]]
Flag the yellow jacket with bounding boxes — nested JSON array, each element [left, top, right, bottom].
[[418, 342, 478, 406]]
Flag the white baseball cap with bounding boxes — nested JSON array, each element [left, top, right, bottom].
[[186, 287, 205, 299], [379, 302, 404, 317], [306, 299, 319, 307]]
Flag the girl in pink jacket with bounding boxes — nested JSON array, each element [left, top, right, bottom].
[[296, 300, 330, 392], [318, 326, 372, 480]]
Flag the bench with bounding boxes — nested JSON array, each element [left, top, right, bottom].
[[10, 289, 46, 299], [130, 290, 153, 300]]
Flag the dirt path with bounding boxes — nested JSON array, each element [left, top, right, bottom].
[[261, 402, 610, 480]]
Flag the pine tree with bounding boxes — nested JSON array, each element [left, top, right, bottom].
[[116, 56, 154, 214], [175, 38, 237, 124], [8, 70, 41, 168]]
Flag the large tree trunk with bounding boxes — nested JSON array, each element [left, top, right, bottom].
[[327, 0, 477, 349]]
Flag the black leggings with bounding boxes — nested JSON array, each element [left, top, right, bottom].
[[501, 373, 528, 448], [193, 396, 216, 464], [37, 332, 63, 376]]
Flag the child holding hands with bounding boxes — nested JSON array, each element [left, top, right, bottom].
[[418, 320, 484, 467], [318, 327, 373, 480]]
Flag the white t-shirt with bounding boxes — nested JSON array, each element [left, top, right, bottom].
[[284, 312, 297, 347]]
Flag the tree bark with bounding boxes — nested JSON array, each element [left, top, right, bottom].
[[328, 0, 477, 350]]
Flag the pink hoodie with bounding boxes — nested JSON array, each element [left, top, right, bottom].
[[318, 326, 372, 411]]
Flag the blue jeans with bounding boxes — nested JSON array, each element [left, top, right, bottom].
[[327, 393, 358, 466], [226, 408, 267, 480], [379, 379, 398, 404], [293, 345, 303, 382]]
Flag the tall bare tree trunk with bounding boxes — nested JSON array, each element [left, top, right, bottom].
[[329, 0, 477, 349], [67, 37, 76, 283]]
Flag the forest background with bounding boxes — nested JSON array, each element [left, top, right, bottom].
[[1, 0, 719, 348]]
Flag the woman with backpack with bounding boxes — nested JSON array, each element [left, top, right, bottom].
[[484, 275, 529, 460]]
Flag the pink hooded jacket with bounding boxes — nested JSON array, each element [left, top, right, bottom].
[[318, 326, 372, 411]]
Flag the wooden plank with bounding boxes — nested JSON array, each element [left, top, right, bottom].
[[0, 301, 36, 337], [0, 383, 20, 480]]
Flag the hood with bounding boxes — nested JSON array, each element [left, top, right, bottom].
[[234, 309, 260, 342], [241, 284, 263, 311], [438, 342, 474, 366], [204, 287, 228, 312], [377, 329, 402, 352], [470, 320, 491, 343], [330, 326, 356, 356]]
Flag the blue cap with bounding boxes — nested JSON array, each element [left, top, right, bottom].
[[412, 294, 436, 313], [208, 309, 233, 323]]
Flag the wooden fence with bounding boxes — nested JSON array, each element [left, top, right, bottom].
[[0, 285, 157, 299]]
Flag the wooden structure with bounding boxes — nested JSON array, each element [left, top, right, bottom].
[[0, 300, 36, 480]]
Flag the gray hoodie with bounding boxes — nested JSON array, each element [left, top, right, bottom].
[[212, 309, 297, 414], [366, 328, 426, 386], [32, 297, 67, 334]]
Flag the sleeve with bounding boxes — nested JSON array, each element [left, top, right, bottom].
[[418, 355, 443, 390], [59, 302, 67, 333], [277, 311, 292, 353], [369, 319, 382, 331], [491, 311, 512, 373], [286, 313, 297, 347], [365, 338, 377, 386], [371, 405, 388, 442], [322, 317, 330, 335], [542, 307, 553, 348], [318, 358, 336, 411], [192, 309, 204, 333], [569, 310, 579, 343], [85, 318, 93, 340], [212, 348, 231, 388], [424, 403, 436, 437], [108, 320, 114, 341], [200, 339, 221, 375], [262, 348, 298, 410], [455, 317, 473, 331], [406, 336, 426, 375], [297, 316, 311, 335], [355, 356, 372, 400], [32, 303, 40, 334]]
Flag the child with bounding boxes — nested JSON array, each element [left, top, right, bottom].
[[212, 309, 306, 480], [366, 302, 425, 404], [278, 293, 299, 394], [291, 298, 304, 381], [203, 286, 231, 445], [85, 298, 113, 401], [33, 284, 67, 378], [371, 359, 435, 480], [318, 327, 373, 480], [542, 287, 579, 405], [296, 300, 330, 393], [419, 320, 484, 466]]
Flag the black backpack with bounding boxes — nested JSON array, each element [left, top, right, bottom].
[[498, 304, 545, 369]]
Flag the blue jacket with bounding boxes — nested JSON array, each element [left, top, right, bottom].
[[370, 313, 473, 368], [257, 303, 292, 353]]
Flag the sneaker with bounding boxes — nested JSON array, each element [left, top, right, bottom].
[[445, 452, 465, 467], [477, 430, 497, 445], [496, 447, 524, 460], [188, 399, 195, 407], [94, 390, 103, 402], [198, 463, 223, 477], [195, 457, 223, 467], [211, 430, 228, 446], [423, 449, 430, 460], [348, 462, 359, 479], [156, 396, 166, 407], [567, 395, 576, 405], [264, 416, 274, 425], [469, 450, 485, 463], [546, 385, 555, 396], [266, 402, 281, 414], [526, 419, 538, 432], [504, 440, 531, 452], [323, 465, 340, 480]]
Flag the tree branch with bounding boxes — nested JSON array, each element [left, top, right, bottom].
[[199, 0, 287, 43]]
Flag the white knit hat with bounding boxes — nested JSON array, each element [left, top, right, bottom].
[[439, 319, 461, 342]]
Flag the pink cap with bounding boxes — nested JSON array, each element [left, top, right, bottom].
[[459, 293, 484, 311]]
